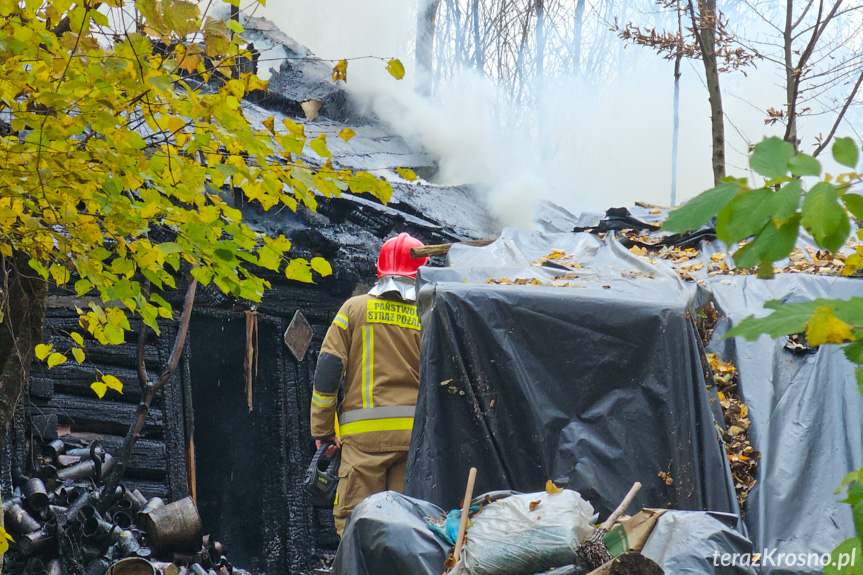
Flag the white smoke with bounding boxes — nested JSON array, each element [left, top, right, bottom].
[[254, 1, 861, 228]]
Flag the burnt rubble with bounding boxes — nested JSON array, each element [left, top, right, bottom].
[[3, 438, 244, 575]]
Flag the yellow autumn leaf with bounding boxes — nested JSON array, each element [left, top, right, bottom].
[[72, 347, 85, 364], [545, 480, 563, 495], [71, 332, 84, 346], [176, 43, 204, 73], [309, 134, 331, 158], [332, 59, 348, 83], [47, 352, 67, 368], [91, 381, 108, 399], [35, 343, 53, 360], [386, 58, 405, 80], [396, 167, 418, 181], [310, 257, 333, 277], [339, 128, 356, 142], [0, 525, 13, 555], [103, 374, 124, 394], [806, 306, 855, 346], [263, 116, 276, 134], [285, 259, 314, 283]]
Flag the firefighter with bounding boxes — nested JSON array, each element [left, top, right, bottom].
[[310, 232, 429, 536]]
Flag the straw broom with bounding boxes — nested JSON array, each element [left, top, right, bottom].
[[575, 482, 642, 571]]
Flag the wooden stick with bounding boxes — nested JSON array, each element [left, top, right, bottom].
[[601, 482, 642, 531], [452, 467, 478, 566], [411, 239, 496, 258]]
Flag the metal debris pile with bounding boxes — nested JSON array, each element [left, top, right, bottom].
[[2, 439, 246, 575], [705, 353, 760, 509]]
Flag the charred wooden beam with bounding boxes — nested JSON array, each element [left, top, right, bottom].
[[410, 238, 496, 258], [28, 393, 164, 436], [29, 364, 156, 403]]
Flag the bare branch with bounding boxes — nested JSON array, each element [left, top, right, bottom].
[[813, 67, 863, 156]]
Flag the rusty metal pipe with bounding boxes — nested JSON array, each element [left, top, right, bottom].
[[57, 453, 114, 482], [43, 440, 65, 460], [113, 510, 133, 529], [36, 465, 58, 490], [4, 501, 41, 534], [78, 504, 101, 522], [85, 558, 110, 575], [19, 529, 52, 556], [23, 478, 49, 512], [131, 490, 148, 509], [117, 529, 142, 556], [10, 552, 27, 574], [143, 496, 202, 554], [65, 444, 106, 459], [136, 497, 164, 526], [119, 490, 144, 513], [66, 489, 96, 522], [46, 505, 68, 518], [82, 516, 120, 543], [107, 558, 157, 575]]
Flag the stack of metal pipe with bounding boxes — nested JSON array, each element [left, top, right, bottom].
[[2, 439, 246, 575]]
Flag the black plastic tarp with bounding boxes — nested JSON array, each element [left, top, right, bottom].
[[641, 511, 757, 574], [405, 229, 739, 519], [333, 491, 449, 575], [708, 275, 863, 574]]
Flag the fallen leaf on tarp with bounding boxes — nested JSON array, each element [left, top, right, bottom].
[[546, 480, 563, 495]]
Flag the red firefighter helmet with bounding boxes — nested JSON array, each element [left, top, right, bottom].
[[377, 233, 428, 279]]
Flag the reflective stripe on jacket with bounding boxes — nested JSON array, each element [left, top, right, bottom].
[[310, 294, 420, 453]]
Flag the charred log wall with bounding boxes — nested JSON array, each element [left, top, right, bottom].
[[1, 300, 192, 501]]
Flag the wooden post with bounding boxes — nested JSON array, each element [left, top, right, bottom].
[[410, 238, 496, 259], [452, 467, 477, 566]]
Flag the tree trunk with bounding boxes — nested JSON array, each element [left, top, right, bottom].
[[671, 1, 683, 205], [472, 0, 482, 71], [783, 0, 797, 149], [536, 0, 546, 99], [672, 54, 681, 206], [0, 252, 47, 434], [415, 0, 441, 97], [0, 253, 46, 572], [693, 0, 726, 182], [572, 0, 586, 78]]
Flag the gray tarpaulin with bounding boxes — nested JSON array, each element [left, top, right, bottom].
[[405, 229, 738, 519], [343, 227, 860, 575], [642, 511, 757, 574], [708, 275, 863, 574]]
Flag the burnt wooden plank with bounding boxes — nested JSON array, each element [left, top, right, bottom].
[[258, 289, 347, 320], [40, 319, 161, 370], [28, 393, 163, 437], [29, 363, 154, 403], [30, 377, 54, 399]]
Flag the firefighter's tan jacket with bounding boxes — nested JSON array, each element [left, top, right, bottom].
[[310, 293, 420, 453]]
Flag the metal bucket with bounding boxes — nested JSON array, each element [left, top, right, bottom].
[[108, 558, 157, 575], [143, 497, 202, 553]]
